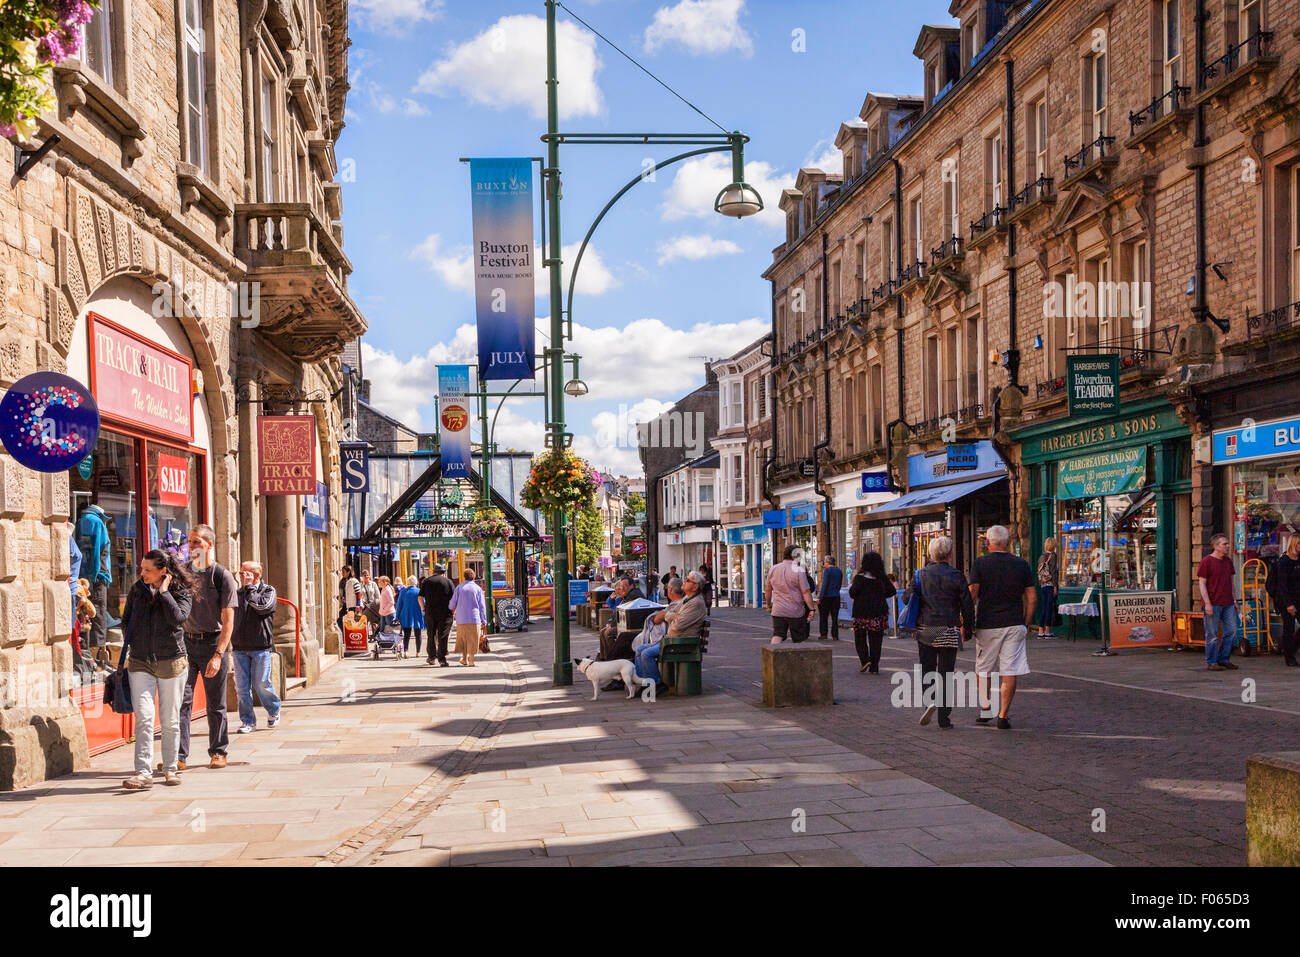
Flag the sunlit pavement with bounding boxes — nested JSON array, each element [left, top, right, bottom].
[[0, 620, 1107, 867], [701, 605, 1296, 865]]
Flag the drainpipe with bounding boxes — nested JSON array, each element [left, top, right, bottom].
[[765, 278, 778, 507], [890, 158, 905, 422], [1193, 0, 1208, 325], [1005, 58, 1018, 387], [816, 230, 833, 555]]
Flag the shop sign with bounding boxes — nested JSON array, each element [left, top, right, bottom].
[[788, 502, 825, 527], [77, 455, 94, 480], [1025, 408, 1176, 459], [305, 482, 329, 533], [860, 470, 891, 493], [618, 560, 645, 571], [725, 524, 769, 546], [623, 525, 642, 537], [630, 540, 646, 554], [1105, 591, 1174, 649], [667, 531, 683, 545], [1057, 447, 1146, 499], [156, 452, 190, 507], [762, 509, 788, 529], [1213, 414, 1300, 465], [909, 440, 1005, 488], [438, 365, 472, 478], [89, 314, 192, 442], [635, 511, 646, 524], [1233, 481, 1247, 552], [395, 537, 471, 549], [1066, 354, 1120, 417], [0, 372, 100, 473], [568, 579, 590, 610], [257, 415, 317, 495], [799, 460, 815, 478], [341, 443, 369, 493], [469, 158, 536, 380], [945, 444, 978, 471]]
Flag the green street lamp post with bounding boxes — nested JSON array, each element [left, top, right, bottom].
[[542, 0, 763, 685]]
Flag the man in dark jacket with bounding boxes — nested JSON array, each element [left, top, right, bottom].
[[419, 563, 455, 666], [817, 555, 844, 641], [179, 524, 238, 770], [1273, 534, 1300, 667], [233, 561, 281, 734]]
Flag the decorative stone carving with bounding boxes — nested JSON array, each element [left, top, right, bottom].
[[41, 472, 69, 523], [0, 582, 27, 648], [0, 460, 24, 519], [0, 520, 16, 581], [43, 581, 71, 642]]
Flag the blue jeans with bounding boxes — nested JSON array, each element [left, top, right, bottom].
[[1039, 586, 1056, 628], [233, 650, 281, 728], [634, 643, 661, 683], [1204, 605, 1240, 665]]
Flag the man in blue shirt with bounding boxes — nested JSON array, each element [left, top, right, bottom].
[[818, 555, 844, 641]]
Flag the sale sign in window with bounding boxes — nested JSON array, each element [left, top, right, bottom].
[[157, 452, 190, 507]]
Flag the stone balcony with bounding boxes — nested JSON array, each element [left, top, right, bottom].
[[234, 202, 367, 363]]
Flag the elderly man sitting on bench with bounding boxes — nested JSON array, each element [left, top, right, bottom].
[[632, 573, 708, 693]]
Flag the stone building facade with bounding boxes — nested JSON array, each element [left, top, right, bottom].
[[764, 0, 1300, 610], [0, 0, 365, 788], [711, 335, 774, 607]]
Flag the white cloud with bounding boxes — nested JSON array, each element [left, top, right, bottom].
[[410, 235, 617, 298], [414, 15, 603, 120], [660, 151, 785, 231], [644, 0, 753, 56], [656, 233, 742, 265], [574, 434, 646, 477], [410, 234, 473, 291], [567, 315, 769, 400], [360, 331, 478, 430], [401, 98, 429, 117], [803, 137, 842, 177], [352, 0, 443, 33]]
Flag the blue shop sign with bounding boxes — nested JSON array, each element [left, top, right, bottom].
[[304, 482, 329, 533], [860, 470, 891, 493], [909, 439, 1005, 489], [725, 524, 769, 546], [762, 509, 788, 529], [341, 443, 370, 492], [788, 502, 826, 527], [946, 444, 978, 471], [0, 372, 100, 473], [1213, 415, 1300, 465], [568, 579, 590, 610]]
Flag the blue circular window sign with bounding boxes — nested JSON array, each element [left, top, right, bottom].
[[0, 372, 100, 473]]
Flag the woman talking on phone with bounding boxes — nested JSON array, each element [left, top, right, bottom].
[[120, 550, 197, 789]]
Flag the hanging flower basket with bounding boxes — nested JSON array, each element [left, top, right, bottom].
[[0, 0, 99, 143], [463, 507, 512, 551], [520, 449, 600, 514]]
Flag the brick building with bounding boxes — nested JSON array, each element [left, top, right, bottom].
[[0, 0, 365, 787], [763, 0, 1300, 619], [711, 334, 774, 607], [639, 365, 720, 581]]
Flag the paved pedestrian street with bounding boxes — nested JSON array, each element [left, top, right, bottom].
[[2, 606, 1292, 868], [0, 617, 1122, 867]]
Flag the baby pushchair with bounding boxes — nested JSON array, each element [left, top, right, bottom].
[[366, 604, 405, 660]]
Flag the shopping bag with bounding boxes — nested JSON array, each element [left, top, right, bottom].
[[898, 570, 923, 632]]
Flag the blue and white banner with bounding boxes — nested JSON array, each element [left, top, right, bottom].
[[469, 158, 535, 381], [340, 443, 369, 493], [439, 365, 472, 478]]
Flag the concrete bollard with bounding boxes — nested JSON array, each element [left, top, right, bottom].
[[761, 643, 833, 707], [1247, 751, 1300, 866]]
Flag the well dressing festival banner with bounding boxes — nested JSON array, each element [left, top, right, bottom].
[[439, 365, 472, 479], [469, 158, 536, 380]]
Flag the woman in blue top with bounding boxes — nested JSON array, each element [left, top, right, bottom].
[[396, 575, 425, 658]]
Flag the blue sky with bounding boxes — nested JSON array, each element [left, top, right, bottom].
[[340, 0, 955, 475]]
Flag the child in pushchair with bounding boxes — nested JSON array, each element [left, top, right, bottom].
[[365, 602, 405, 660]]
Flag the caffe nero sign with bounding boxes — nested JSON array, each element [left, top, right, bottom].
[[1067, 354, 1120, 417]]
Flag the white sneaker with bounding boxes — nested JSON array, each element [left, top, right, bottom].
[[237, 724, 255, 734], [919, 705, 937, 726], [267, 714, 280, 728]]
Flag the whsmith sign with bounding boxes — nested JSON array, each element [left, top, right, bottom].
[[1066, 354, 1120, 417]]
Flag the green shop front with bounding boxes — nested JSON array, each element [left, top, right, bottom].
[[1015, 399, 1193, 632]]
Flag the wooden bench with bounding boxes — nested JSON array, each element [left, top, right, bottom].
[[658, 619, 709, 696]]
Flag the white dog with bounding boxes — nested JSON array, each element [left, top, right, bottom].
[[573, 657, 652, 701]]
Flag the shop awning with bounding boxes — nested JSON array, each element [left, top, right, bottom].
[[859, 474, 1006, 525]]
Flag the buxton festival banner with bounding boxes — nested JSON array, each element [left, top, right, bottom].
[[469, 158, 536, 380], [439, 365, 472, 479]]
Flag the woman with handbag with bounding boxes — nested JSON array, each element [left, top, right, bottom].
[[120, 549, 197, 789], [849, 551, 896, 674], [1036, 538, 1060, 638], [449, 568, 488, 666], [914, 537, 975, 730]]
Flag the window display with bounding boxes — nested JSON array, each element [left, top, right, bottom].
[[70, 429, 139, 650], [1057, 492, 1158, 590], [1236, 461, 1300, 562]]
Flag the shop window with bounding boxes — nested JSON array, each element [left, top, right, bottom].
[[147, 445, 202, 554], [1235, 462, 1300, 564], [71, 429, 139, 649], [1058, 493, 1159, 589]]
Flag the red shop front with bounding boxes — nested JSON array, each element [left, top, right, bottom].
[[70, 308, 214, 755]]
